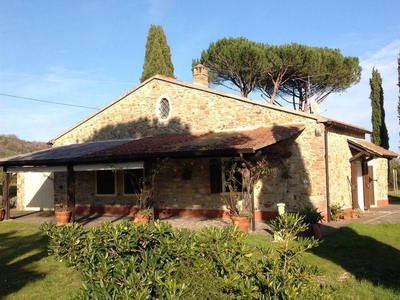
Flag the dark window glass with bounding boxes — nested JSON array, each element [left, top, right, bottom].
[[96, 170, 115, 195], [224, 161, 243, 192], [124, 169, 144, 194]]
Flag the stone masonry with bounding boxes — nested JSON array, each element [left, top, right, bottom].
[[44, 75, 389, 220]]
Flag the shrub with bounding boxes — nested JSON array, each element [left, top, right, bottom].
[[300, 205, 324, 225], [265, 213, 334, 299], [40, 218, 335, 299]]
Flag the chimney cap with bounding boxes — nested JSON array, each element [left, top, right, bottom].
[[193, 64, 209, 86]]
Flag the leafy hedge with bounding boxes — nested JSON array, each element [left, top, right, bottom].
[[40, 215, 336, 299]]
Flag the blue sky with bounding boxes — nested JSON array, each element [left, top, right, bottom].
[[0, 0, 399, 152]]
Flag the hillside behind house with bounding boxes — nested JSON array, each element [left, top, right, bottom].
[[0, 134, 49, 188], [0, 134, 49, 159]]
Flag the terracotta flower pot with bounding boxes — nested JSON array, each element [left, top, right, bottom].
[[311, 223, 322, 239], [0, 208, 5, 221], [231, 216, 250, 233], [134, 214, 151, 224], [55, 211, 71, 225]]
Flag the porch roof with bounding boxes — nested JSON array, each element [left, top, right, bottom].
[[0, 124, 305, 168], [348, 138, 398, 159]]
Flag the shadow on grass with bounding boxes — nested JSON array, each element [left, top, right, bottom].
[[310, 226, 400, 292], [389, 193, 400, 205], [0, 227, 49, 298]]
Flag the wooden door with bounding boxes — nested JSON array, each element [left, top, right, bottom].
[[367, 166, 375, 206], [350, 161, 359, 209], [362, 163, 375, 210]]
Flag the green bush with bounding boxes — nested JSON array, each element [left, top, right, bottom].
[[40, 217, 335, 299], [300, 205, 324, 225]]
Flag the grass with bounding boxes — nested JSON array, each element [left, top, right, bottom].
[[1, 220, 400, 299], [246, 222, 400, 299], [305, 223, 400, 299], [0, 222, 82, 300]]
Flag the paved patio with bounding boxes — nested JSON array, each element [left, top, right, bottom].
[[3, 204, 400, 236]]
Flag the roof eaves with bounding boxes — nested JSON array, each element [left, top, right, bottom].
[[323, 119, 371, 134]]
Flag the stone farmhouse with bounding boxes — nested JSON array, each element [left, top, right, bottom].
[[1, 65, 397, 224]]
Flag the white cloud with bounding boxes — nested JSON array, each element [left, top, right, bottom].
[[321, 39, 399, 153]]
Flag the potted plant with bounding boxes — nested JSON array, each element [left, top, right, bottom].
[[133, 208, 152, 224], [350, 208, 363, 218], [54, 198, 72, 225], [340, 211, 351, 220], [222, 191, 252, 233], [329, 203, 343, 221], [300, 205, 324, 238], [130, 158, 173, 224], [0, 206, 4, 222], [221, 157, 275, 233], [0, 196, 5, 221]]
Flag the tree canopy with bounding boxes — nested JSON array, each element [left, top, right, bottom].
[[199, 37, 266, 97], [140, 25, 175, 82], [198, 37, 361, 112]]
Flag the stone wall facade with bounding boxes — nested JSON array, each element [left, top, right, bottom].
[[373, 158, 390, 206], [326, 131, 354, 210], [53, 79, 320, 145], [48, 76, 387, 220]]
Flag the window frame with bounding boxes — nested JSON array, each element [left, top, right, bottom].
[[95, 170, 117, 196], [155, 94, 172, 120]]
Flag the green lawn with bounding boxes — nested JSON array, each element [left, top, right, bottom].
[[1, 221, 400, 299], [0, 222, 82, 300]]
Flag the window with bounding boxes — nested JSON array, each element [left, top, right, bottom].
[[209, 159, 244, 193], [156, 95, 171, 119], [123, 169, 144, 194], [223, 160, 244, 193], [96, 170, 116, 195]]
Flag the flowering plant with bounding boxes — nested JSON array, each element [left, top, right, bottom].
[[136, 208, 152, 217], [54, 198, 71, 212]]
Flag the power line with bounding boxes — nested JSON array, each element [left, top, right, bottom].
[[0, 93, 99, 110], [0, 72, 134, 85]]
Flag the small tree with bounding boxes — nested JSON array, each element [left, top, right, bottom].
[[125, 158, 174, 214], [140, 25, 175, 82], [222, 155, 276, 217]]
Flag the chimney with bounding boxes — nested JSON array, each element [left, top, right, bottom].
[[193, 64, 209, 87]]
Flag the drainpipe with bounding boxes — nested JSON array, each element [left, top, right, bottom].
[[324, 125, 331, 222]]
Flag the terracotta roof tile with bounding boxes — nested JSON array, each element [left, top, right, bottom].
[[348, 138, 398, 158], [0, 124, 305, 166], [84, 124, 305, 158]]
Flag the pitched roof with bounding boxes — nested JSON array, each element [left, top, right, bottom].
[[0, 124, 305, 167], [348, 138, 398, 158]]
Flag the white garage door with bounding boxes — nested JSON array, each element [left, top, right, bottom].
[[24, 172, 54, 211]]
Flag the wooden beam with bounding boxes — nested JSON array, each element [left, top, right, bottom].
[[67, 165, 76, 222], [2, 167, 10, 220]]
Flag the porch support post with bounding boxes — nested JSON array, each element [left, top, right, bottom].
[[67, 165, 76, 222], [2, 167, 10, 220]]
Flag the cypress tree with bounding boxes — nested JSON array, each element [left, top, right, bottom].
[[140, 25, 175, 82], [370, 67, 389, 149], [398, 54, 399, 143]]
